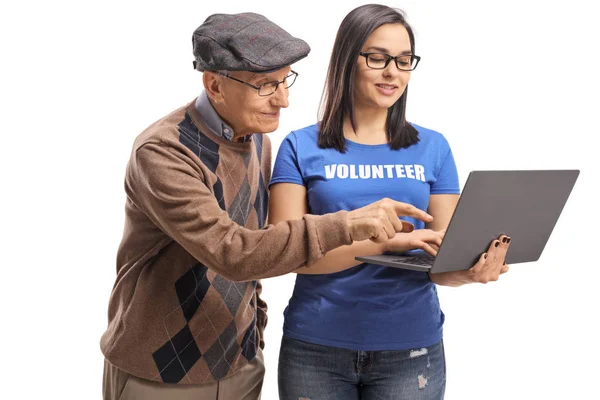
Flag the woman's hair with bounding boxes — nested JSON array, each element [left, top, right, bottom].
[[318, 4, 419, 152]]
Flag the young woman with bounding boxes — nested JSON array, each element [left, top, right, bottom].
[[269, 4, 511, 400]]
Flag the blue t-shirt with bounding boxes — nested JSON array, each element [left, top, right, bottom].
[[270, 123, 460, 351]]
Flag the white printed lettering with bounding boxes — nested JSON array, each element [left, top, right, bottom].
[[396, 165, 406, 178], [359, 165, 371, 179], [325, 164, 337, 179], [415, 165, 425, 182], [372, 165, 384, 179], [384, 165, 395, 178], [323, 164, 426, 182], [338, 164, 349, 178]]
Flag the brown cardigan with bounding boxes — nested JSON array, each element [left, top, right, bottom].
[[100, 100, 351, 384]]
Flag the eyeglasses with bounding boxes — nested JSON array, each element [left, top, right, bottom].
[[217, 70, 298, 96], [359, 52, 421, 71]]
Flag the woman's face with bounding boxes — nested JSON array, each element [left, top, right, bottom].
[[354, 23, 413, 111]]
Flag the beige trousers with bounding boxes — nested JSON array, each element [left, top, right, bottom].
[[103, 350, 264, 400]]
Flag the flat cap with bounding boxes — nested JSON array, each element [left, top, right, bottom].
[[192, 12, 310, 73]]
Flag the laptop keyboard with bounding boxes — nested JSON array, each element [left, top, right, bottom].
[[392, 253, 436, 266]]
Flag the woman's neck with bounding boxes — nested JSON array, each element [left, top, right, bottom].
[[343, 106, 388, 145]]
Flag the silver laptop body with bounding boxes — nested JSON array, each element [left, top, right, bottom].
[[355, 170, 579, 273]]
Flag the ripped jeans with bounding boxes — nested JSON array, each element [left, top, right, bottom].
[[278, 336, 445, 400]]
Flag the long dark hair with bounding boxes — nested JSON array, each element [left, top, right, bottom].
[[318, 4, 419, 152]]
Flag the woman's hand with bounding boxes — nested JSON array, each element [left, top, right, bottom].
[[384, 229, 445, 256], [466, 234, 511, 283], [429, 234, 511, 287]]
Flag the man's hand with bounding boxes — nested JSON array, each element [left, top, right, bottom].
[[346, 198, 433, 243], [467, 234, 511, 283]]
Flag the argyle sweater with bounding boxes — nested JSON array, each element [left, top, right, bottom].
[[100, 100, 352, 384]]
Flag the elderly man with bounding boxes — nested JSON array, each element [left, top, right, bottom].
[[101, 12, 431, 400]]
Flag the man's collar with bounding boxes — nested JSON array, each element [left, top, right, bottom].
[[195, 91, 251, 142]]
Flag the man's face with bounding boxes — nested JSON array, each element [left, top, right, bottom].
[[214, 66, 292, 137]]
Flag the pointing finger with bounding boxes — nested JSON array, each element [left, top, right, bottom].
[[392, 201, 432, 223]]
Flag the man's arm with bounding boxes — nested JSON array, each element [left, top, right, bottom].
[[128, 142, 431, 282], [128, 142, 349, 282], [269, 183, 385, 274]]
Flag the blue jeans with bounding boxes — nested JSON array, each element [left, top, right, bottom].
[[278, 336, 446, 400]]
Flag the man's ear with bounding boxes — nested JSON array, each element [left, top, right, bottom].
[[203, 71, 225, 104]]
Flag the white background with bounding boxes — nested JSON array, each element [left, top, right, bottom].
[[1, 0, 599, 399]]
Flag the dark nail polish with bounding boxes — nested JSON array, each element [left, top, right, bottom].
[[506, 238, 511, 243], [495, 242, 499, 247], [502, 237, 507, 243], [484, 253, 488, 259]]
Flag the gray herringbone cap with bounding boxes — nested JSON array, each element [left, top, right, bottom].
[[192, 12, 310, 72]]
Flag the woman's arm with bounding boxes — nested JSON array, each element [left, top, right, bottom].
[[425, 194, 459, 231], [269, 183, 441, 275]]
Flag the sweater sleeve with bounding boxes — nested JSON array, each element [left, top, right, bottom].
[[127, 142, 352, 282]]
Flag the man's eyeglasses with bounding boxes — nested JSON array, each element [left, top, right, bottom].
[[217, 70, 298, 96], [359, 52, 421, 71]]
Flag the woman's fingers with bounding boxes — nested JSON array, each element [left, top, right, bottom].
[[470, 252, 487, 274], [419, 242, 438, 256], [468, 235, 512, 283]]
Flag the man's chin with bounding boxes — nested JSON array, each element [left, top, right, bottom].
[[254, 121, 279, 134]]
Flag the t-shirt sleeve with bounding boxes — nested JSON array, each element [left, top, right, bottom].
[[430, 137, 461, 195], [270, 133, 304, 186]]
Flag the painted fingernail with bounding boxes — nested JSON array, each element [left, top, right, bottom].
[[503, 261, 506, 265], [484, 253, 488, 259], [502, 237, 507, 243], [506, 237, 511, 243], [495, 242, 499, 248]]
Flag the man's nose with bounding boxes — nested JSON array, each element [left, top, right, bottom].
[[270, 85, 290, 108]]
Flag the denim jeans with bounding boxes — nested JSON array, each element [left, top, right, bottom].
[[278, 336, 446, 400]]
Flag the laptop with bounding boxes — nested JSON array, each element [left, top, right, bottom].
[[355, 170, 580, 273]]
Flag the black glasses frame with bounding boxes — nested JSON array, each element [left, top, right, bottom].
[[359, 52, 421, 71], [217, 70, 299, 96]]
